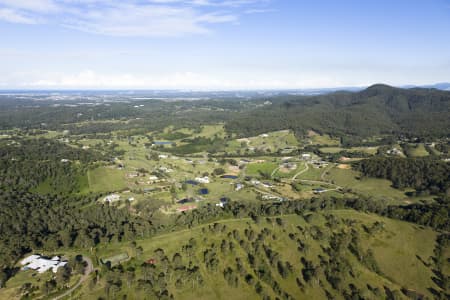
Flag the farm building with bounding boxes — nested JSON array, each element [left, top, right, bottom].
[[20, 255, 67, 274]]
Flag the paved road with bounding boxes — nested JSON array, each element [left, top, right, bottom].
[[52, 256, 93, 300]]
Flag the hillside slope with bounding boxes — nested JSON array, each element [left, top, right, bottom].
[[225, 85, 450, 138], [61, 210, 447, 300]]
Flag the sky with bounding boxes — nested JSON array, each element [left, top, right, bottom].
[[0, 0, 449, 90]]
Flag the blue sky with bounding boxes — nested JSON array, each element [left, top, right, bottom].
[[0, 0, 449, 89]]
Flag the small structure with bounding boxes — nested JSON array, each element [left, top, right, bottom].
[[251, 179, 261, 186], [283, 162, 297, 170], [235, 183, 244, 191], [221, 175, 238, 179], [216, 197, 229, 208], [104, 194, 120, 203], [301, 153, 312, 160], [177, 198, 193, 204], [313, 188, 326, 194], [158, 154, 168, 159], [148, 175, 159, 182], [261, 182, 273, 188], [195, 176, 210, 184], [386, 148, 402, 155], [21, 254, 67, 274], [185, 180, 199, 186], [159, 167, 173, 173]]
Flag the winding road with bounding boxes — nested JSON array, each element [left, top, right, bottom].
[[292, 162, 309, 180], [52, 256, 94, 300]]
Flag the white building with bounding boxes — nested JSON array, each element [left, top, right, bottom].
[[301, 153, 312, 160], [104, 194, 120, 203], [21, 255, 68, 274], [149, 175, 159, 181], [195, 176, 210, 184], [235, 183, 244, 191]]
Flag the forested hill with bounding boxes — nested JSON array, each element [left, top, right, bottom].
[[225, 84, 450, 138]]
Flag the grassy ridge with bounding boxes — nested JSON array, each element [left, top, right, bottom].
[[68, 210, 443, 300]]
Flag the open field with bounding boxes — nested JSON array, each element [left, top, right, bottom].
[[245, 161, 279, 177], [327, 168, 417, 204], [308, 134, 340, 146], [227, 130, 298, 154], [403, 143, 429, 157], [87, 167, 128, 193], [68, 210, 442, 300], [320, 146, 378, 155]]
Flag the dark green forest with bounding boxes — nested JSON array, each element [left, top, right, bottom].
[[225, 85, 450, 138], [354, 157, 450, 195]]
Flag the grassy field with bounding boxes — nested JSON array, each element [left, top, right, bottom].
[[327, 167, 415, 204], [309, 134, 340, 146], [228, 130, 298, 154], [403, 143, 429, 157], [319, 146, 344, 153], [331, 210, 438, 294], [320, 146, 378, 155], [68, 210, 442, 300], [245, 161, 278, 177], [87, 167, 128, 193], [293, 164, 326, 181]]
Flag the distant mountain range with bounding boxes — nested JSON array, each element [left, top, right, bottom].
[[225, 84, 450, 138]]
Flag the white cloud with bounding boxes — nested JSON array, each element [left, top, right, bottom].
[[7, 69, 344, 90], [0, 0, 271, 36], [0, 8, 38, 23], [63, 4, 236, 37], [0, 0, 58, 12]]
